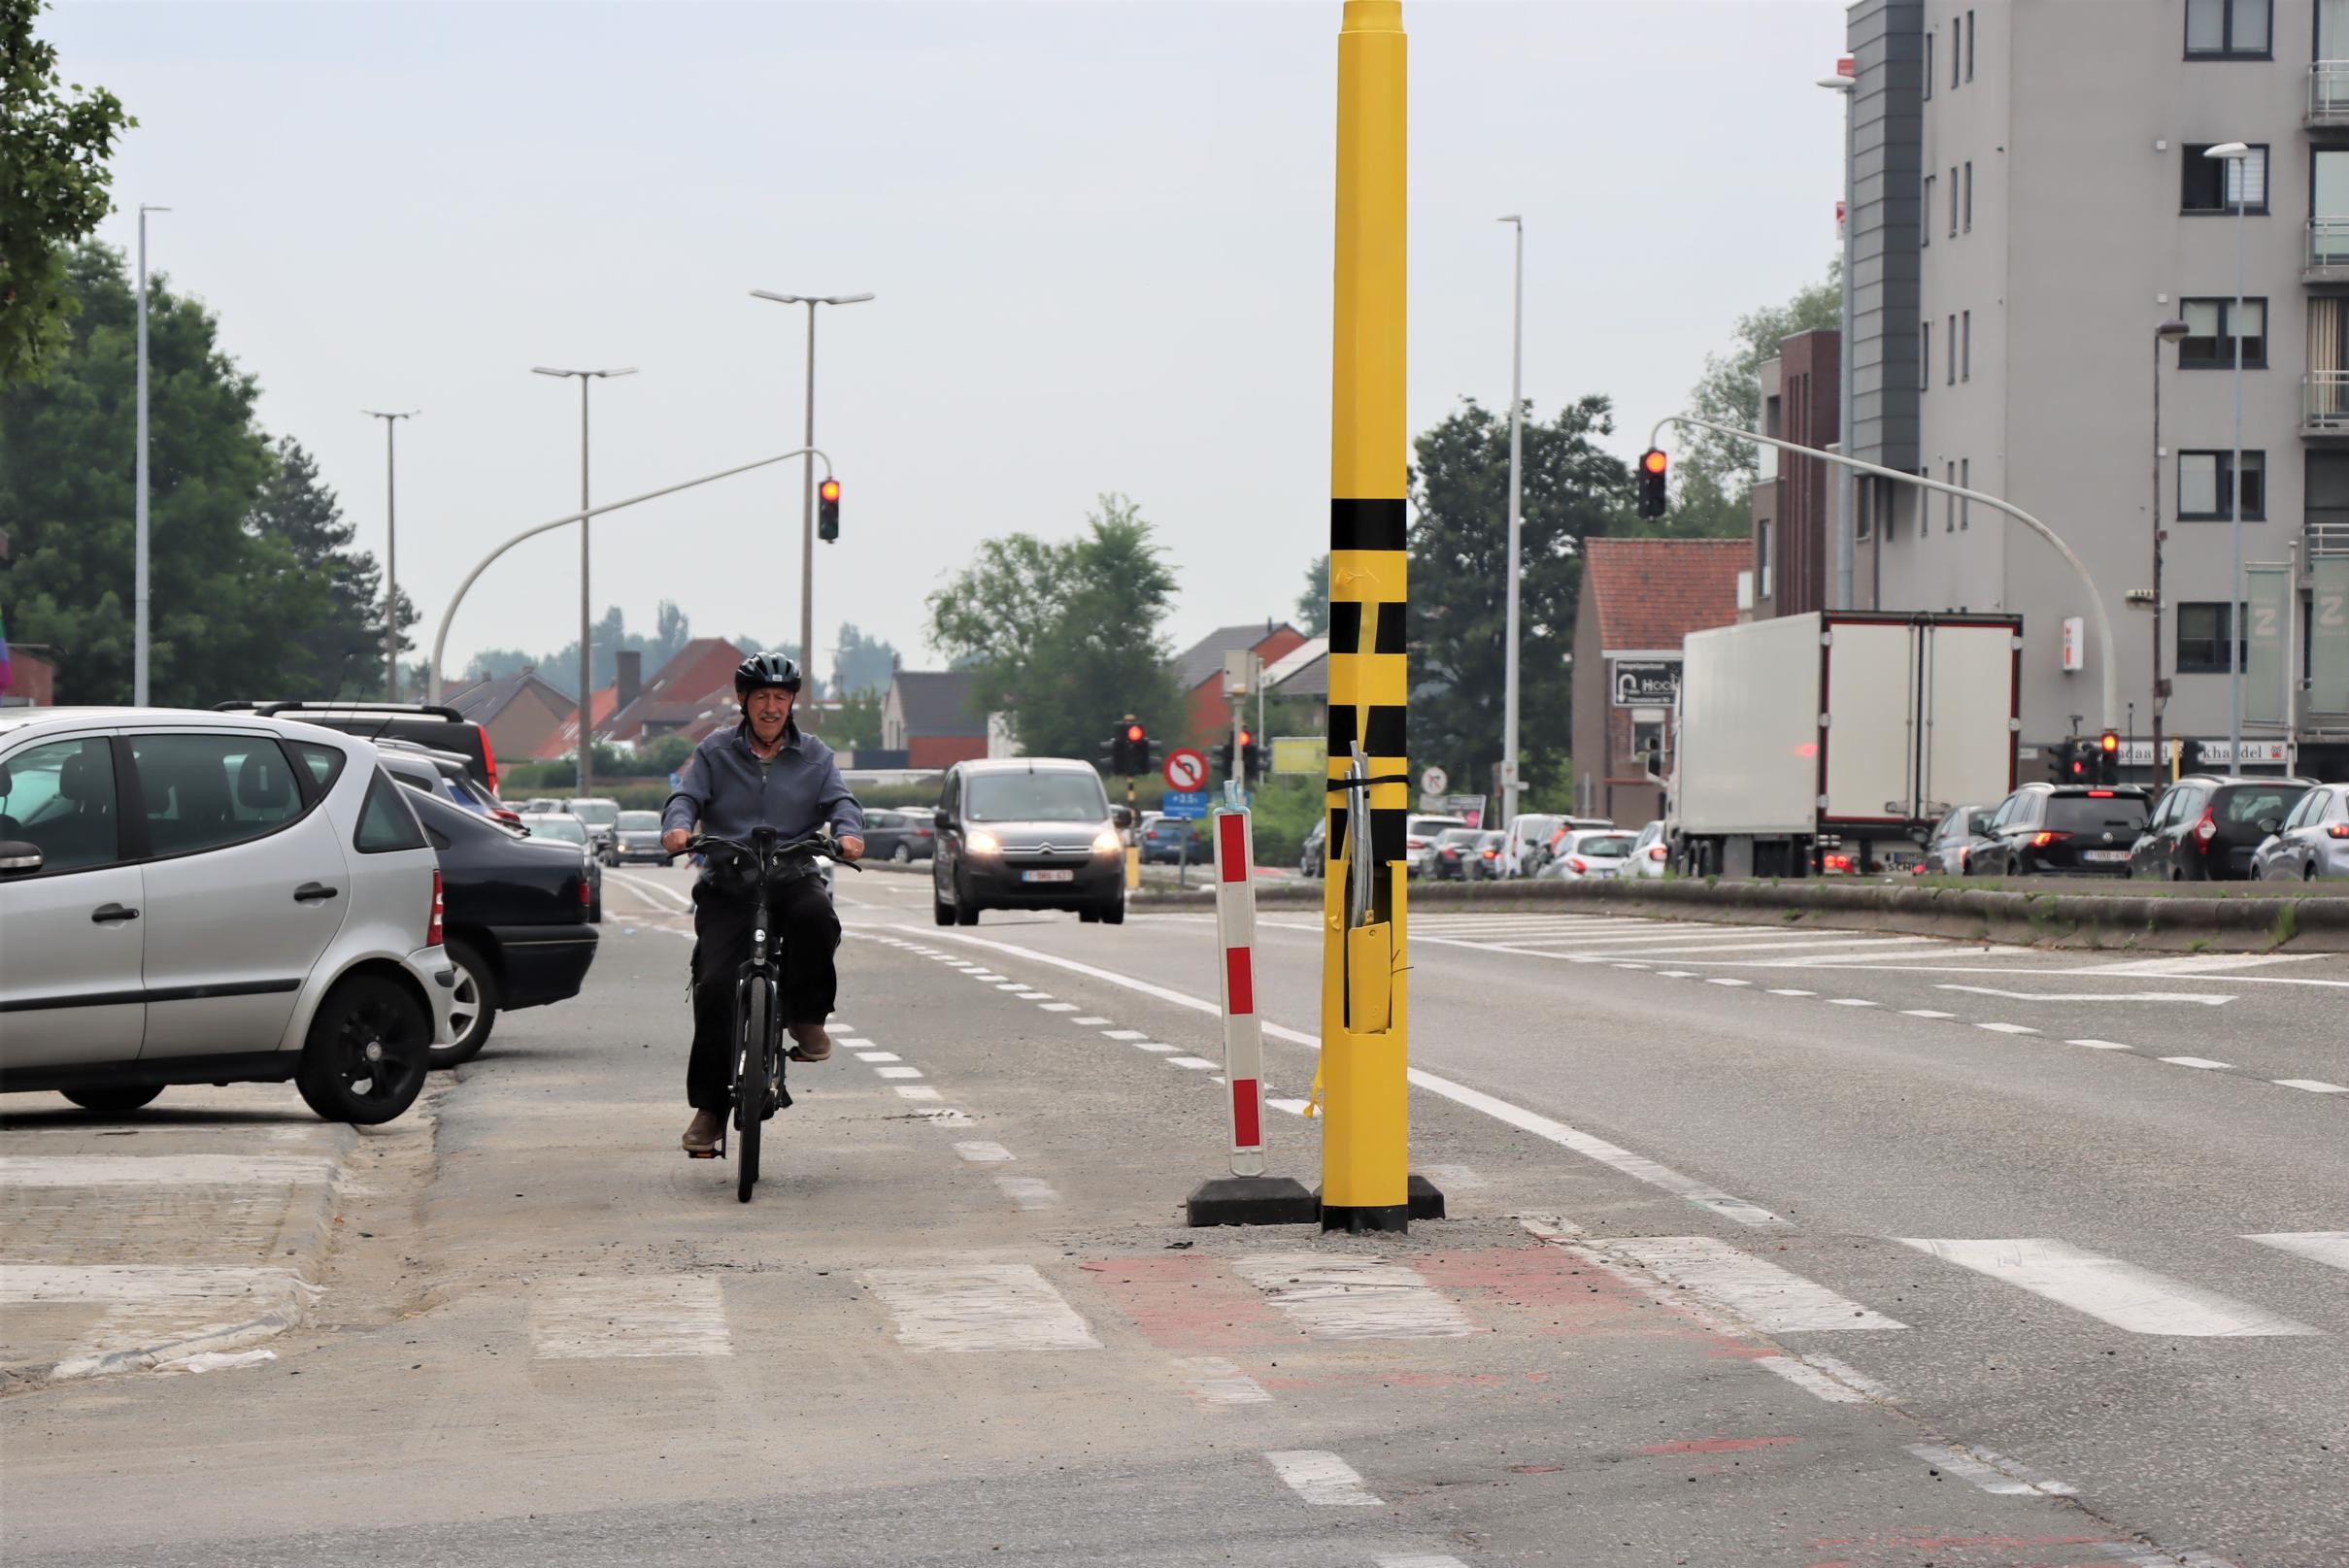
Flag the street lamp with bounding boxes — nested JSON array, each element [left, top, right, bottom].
[[2203, 140, 2252, 767], [134, 203, 170, 705], [1818, 66, 1855, 612], [361, 411, 419, 701], [532, 365, 638, 795], [2151, 316, 2191, 784], [1496, 215, 1525, 827], [750, 290, 874, 691]]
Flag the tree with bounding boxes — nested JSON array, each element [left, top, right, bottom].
[[1408, 396, 1631, 800], [830, 621, 900, 696], [0, 0, 136, 384], [827, 686, 884, 750], [249, 436, 412, 698], [1663, 261, 1842, 537], [926, 493, 1184, 761], [1293, 553, 1329, 636], [0, 246, 335, 705]]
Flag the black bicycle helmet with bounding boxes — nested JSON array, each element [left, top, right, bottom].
[[734, 651, 803, 694]]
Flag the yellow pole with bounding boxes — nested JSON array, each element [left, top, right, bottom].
[[1321, 0, 1413, 1234]]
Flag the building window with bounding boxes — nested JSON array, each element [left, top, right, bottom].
[[1758, 519, 1774, 598], [1962, 310, 1971, 380], [1925, 28, 1934, 97], [1921, 320, 1931, 390], [2184, 0, 2270, 57], [2177, 602, 2247, 673], [1922, 174, 1934, 245], [2182, 144, 2268, 214], [1946, 462, 1957, 530], [1963, 162, 1973, 229], [1965, 9, 1975, 79], [1630, 717, 1665, 777], [2177, 450, 2266, 519], [1960, 457, 1970, 528], [1950, 166, 1959, 236], [2177, 297, 2266, 368], [1947, 315, 1957, 384]]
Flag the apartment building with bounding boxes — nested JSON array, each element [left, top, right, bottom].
[[1846, 0, 2349, 780]]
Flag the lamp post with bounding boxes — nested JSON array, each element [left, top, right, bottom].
[[361, 410, 418, 700], [2204, 141, 2252, 768], [749, 290, 873, 686], [2151, 317, 2191, 784], [134, 203, 170, 705], [531, 365, 638, 795], [1818, 66, 1856, 611], [1496, 215, 1525, 827]]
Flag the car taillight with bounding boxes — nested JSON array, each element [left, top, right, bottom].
[[2030, 830, 2069, 848], [2195, 808, 2217, 845], [492, 807, 521, 826], [427, 871, 445, 947], [1569, 856, 1589, 873], [2329, 823, 2349, 840], [1649, 845, 1666, 860], [2087, 789, 2115, 798], [578, 878, 591, 908], [478, 728, 498, 796], [1482, 848, 1497, 859]]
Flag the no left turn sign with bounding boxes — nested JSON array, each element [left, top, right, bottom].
[[1164, 748, 1207, 792]]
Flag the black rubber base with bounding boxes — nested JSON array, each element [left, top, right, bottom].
[[1315, 1174, 1447, 1233], [1408, 1173, 1447, 1220], [1185, 1175, 1321, 1228]]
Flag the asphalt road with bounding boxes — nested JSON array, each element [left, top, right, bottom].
[[4, 861, 2341, 1568]]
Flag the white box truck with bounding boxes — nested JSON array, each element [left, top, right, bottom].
[[1669, 612, 2022, 878]]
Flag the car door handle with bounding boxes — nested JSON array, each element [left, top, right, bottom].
[[90, 903, 141, 923], [293, 883, 341, 903]]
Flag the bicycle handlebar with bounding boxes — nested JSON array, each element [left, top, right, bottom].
[[666, 829, 863, 871]]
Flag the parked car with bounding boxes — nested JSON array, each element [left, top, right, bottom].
[[376, 739, 520, 826], [407, 790, 600, 1066], [2131, 775, 2315, 883], [1625, 819, 1671, 879], [1921, 804, 1998, 876], [860, 807, 938, 863], [1426, 826, 1484, 881], [1142, 816, 1204, 866], [519, 812, 603, 921], [0, 708, 455, 1121], [2250, 782, 2349, 881], [565, 796, 621, 858], [1468, 829, 1508, 880], [1299, 817, 1327, 878], [1532, 817, 1618, 877], [932, 758, 1126, 925], [1405, 815, 1469, 877], [1969, 784, 2152, 878], [610, 810, 667, 865], [1542, 829, 1638, 881], [1500, 814, 1561, 879], [215, 701, 498, 794]]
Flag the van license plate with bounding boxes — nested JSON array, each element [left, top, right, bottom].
[[1022, 869, 1075, 883]]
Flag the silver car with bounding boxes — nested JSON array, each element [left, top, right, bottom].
[[2251, 782, 2349, 882], [1625, 819, 1671, 880], [0, 709, 454, 1121], [1542, 829, 1638, 880]]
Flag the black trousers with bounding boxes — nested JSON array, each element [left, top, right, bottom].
[[688, 876, 841, 1111]]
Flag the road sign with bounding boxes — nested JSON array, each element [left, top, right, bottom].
[[1271, 736, 1326, 776], [1161, 789, 1208, 819], [1420, 765, 1448, 795], [1164, 748, 1208, 792]]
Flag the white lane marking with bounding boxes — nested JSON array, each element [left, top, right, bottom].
[[994, 982, 1027, 990], [1039, 1002, 1078, 1012], [864, 1264, 1099, 1352], [1705, 978, 1753, 987], [1422, 1162, 1487, 1190], [953, 1141, 1014, 1163], [1233, 1253, 1475, 1340], [10, 1264, 321, 1379], [912, 927, 1788, 1226], [0, 1154, 338, 1186], [1906, 1442, 2076, 1497], [1102, 1029, 1147, 1040], [856, 1051, 900, 1063], [1268, 1098, 1313, 1118], [837, 1037, 875, 1048], [895, 1085, 943, 1102], [970, 972, 1006, 981], [605, 869, 691, 911], [1264, 1450, 1383, 1506], [2066, 1038, 2135, 1051], [1130, 1041, 1177, 1052], [1900, 1010, 1959, 1019], [1592, 1236, 1905, 1333], [1755, 1353, 1894, 1405], [1542, 935, 1948, 959], [1800, 1351, 1896, 1400], [531, 1276, 731, 1359], [2274, 1078, 2349, 1093], [1655, 970, 1695, 978], [1766, 987, 1816, 997], [993, 1175, 1059, 1210], [2246, 1232, 2349, 1273], [2070, 952, 2323, 976], [1166, 1056, 1220, 1070], [874, 1065, 925, 1080], [1896, 1238, 2318, 1336], [1613, 962, 1651, 970], [1012, 990, 1051, 999], [1828, 998, 1877, 1008], [1175, 1355, 1272, 1407], [1977, 1022, 2038, 1036], [1072, 1016, 1111, 1026], [2159, 1056, 2233, 1071], [1938, 984, 2232, 1006]]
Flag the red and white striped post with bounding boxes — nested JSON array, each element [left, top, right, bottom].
[[1212, 804, 1266, 1178]]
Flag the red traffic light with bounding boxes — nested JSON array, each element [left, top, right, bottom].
[[1237, 728, 1253, 746], [819, 478, 841, 504], [1124, 723, 1144, 743], [1641, 449, 1669, 476]]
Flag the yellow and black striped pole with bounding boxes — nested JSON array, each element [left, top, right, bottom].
[[1321, 0, 1417, 1234]]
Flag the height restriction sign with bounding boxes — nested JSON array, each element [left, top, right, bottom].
[[1163, 748, 1208, 792]]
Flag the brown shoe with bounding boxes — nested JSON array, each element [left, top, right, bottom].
[[787, 1023, 832, 1063], [682, 1108, 723, 1153]]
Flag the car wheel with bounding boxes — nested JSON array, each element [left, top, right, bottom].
[[1098, 896, 1124, 926], [1079, 907, 1100, 923], [933, 890, 955, 926], [431, 939, 500, 1069], [295, 975, 430, 1125], [60, 1084, 164, 1116], [954, 878, 981, 926], [892, 842, 913, 864], [2307, 862, 2320, 882], [588, 890, 603, 923]]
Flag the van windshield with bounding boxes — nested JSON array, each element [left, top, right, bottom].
[[965, 773, 1107, 823]]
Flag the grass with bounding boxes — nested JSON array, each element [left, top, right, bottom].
[[2272, 901, 2301, 947]]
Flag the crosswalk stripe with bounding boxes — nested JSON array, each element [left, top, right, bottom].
[[1590, 1236, 1906, 1334], [952, 1141, 1013, 1162], [530, 1276, 731, 1358], [2245, 1231, 2349, 1274], [1233, 1253, 1475, 1340], [1175, 1354, 1271, 1406], [1264, 1450, 1383, 1506], [1905, 1441, 2076, 1496], [993, 1175, 1059, 1210], [864, 1264, 1100, 1351], [0, 1154, 339, 1186], [1896, 1238, 2318, 1336]]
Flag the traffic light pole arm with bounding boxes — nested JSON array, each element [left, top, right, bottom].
[[426, 448, 833, 705], [1646, 414, 2116, 734]]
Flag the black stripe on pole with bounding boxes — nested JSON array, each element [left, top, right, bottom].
[[1361, 704, 1406, 757], [1369, 807, 1406, 864], [1329, 601, 1363, 655], [1330, 498, 1407, 552], [1328, 704, 1357, 753], [1373, 604, 1407, 654]]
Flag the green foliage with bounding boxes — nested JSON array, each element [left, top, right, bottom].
[[1294, 553, 1329, 636], [830, 621, 900, 696], [1408, 396, 1629, 803], [249, 436, 412, 698], [515, 600, 697, 700], [926, 493, 1185, 762], [1664, 261, 1841, 538], [0, 0, 136, 384], [826, 686, 884, 751], [634, 733, 696, 776]]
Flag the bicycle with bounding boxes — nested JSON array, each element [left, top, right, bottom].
[[671, 826, 859, 1202]]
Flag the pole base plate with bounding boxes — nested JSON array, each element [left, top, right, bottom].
[[1316, 1175, 1446, 1234], [1185, 1175, 1321, 1228]]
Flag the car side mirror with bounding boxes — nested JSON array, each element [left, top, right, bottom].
[[0, 840, 45, 876], [1111, 805, 1134, 830], [2258, 817, 2281, 835], [1908, 826, 1930, 846], [933, 808, 952, 831]]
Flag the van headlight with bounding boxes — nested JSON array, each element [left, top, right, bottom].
[[966, 829, 1001, 854], [1092, 828, 1122, 854]]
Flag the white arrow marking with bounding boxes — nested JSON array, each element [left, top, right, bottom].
[[1936, 985, 2232, 1005]]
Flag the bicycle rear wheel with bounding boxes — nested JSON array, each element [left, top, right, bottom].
[[736, 979, 767, 1201]]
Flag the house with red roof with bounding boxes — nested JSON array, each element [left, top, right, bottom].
[[1175, 620, 1306, 751], [1569, 538, 1748, 825]]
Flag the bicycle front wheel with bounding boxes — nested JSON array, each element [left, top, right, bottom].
[[736, 978, 767, 1201]]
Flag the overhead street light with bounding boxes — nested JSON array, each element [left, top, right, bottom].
[[361, 410, 419, 700], [532, 365, 639, 795], [1496, 214, 1525, 828], [751, 289, 873, 692]]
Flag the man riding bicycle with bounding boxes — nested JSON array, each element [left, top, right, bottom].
[[662, 652, 864, 1155]]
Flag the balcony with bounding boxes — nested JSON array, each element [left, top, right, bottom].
[[2311, 61, 2349, 126], [2308, 220, 2349, 285], [2306, 372, 2349, 438]]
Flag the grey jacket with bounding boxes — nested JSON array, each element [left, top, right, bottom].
[[661, 720, 863, 877]]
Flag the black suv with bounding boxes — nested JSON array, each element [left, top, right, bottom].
[[1968, 784, 2152, 878], [2130, 775, 2315, 882], [216, 703, 498, 794]]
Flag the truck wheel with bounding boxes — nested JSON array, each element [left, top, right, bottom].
[[296, 976, 429, 1125]]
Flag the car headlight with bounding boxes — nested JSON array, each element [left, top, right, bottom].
[[966, 829, 1001, 854], [1093, 828, 1122, 854]]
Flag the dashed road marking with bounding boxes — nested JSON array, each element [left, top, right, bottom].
[[874, 1065, 925, 1080], [1102, 1029, 1148, 1040], [2274, 1078, 2349, 1094], [1900, 1009, 1958, 1018], [895, 1085, 943, 1102], [1233, 1253, 1475, 1340], [1592, 1236, 1906, 1334], [1039, 1002, 1078, 1013], [864, 1264, 1099, 1352], [1828, 998, 1877, 1008], [909, 1108, 972, 1125], [1977, 1022, 2038, 1036], [2160, 1055, 2232, 1071], [856, 1051, 900, 1062], [952, 1141, 1014, 1163], [994, 1175, 1059, 1210], [1175, 1354, 1272, 1407], [1705, 977, 1752, 987], [1264, 1450, 1382, 1506], [1906, 1441, 2076, 1497], [530, 1276, 731, 1359], [2065, 1038, 2134, 1051], [1766, 987, 1815, 997], [1131, 1041, 1178, 1053], [2245, 1231, 2349, 1274], [1072, 1016, 1111, 1026], [1896, 1237, 2317, 1336], [1166, 1056, 1219, 1070]]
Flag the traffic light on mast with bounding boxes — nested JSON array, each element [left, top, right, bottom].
[[1125, 721, 1152, 778], [1636, 449, 1670, 519], [817, 478, 842, 542], [2097, 729, 2121, 784], [1239, 728, 1264, 784]]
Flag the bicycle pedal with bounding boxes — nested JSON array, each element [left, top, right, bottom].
[[685, 1149, 720, 1160]]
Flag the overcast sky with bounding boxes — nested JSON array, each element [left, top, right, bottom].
[[53, 0, 1843, 686]]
